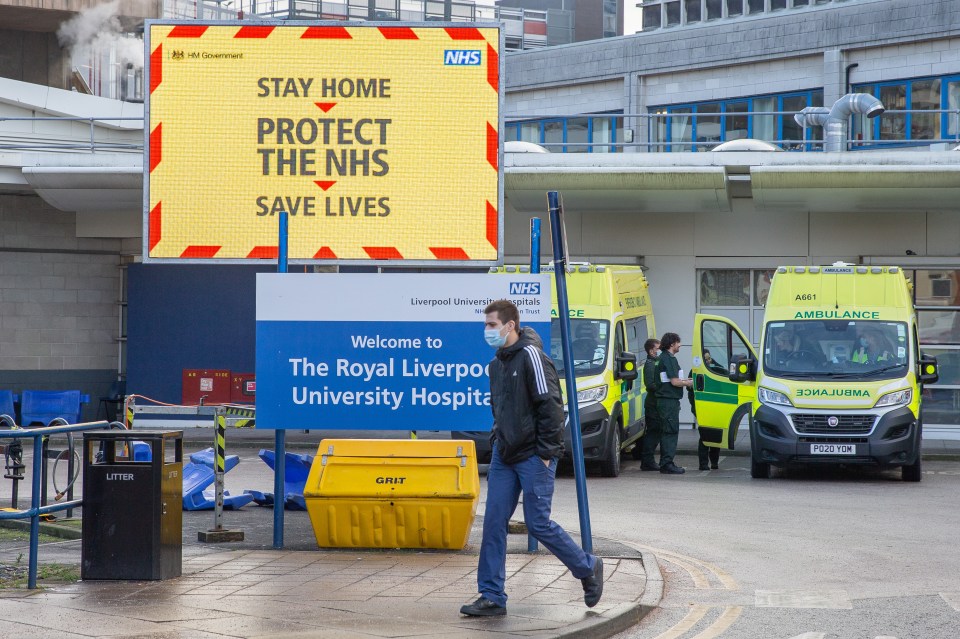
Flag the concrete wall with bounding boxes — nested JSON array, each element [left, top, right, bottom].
[[0, 193, 123, 421], [0, 30, 65, 89]]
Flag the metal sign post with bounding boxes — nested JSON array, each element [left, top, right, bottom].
[[528, 216, 541, 554], [547, 191, 593, 554], [273, 211, 288, 550]]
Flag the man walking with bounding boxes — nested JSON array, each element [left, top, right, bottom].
[[655, 332, 693, 475], [638, 338, 662, 471], [460, 299, 604, 617]]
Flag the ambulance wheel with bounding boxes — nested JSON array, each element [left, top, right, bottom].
[[750, 455, 771, 479], [600, 423, 622, 477], [901, 456, 922, 482]]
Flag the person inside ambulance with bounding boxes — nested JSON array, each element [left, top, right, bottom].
[[852, 329, 893, 366], [572, 322, 604, 365], [772, 327, 824, 369]]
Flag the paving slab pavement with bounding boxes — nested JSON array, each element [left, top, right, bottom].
[[0, 500, 660, 639]]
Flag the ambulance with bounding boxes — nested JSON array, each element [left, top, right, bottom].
[[692, 263, 938, 481], [455, 264, 655, 477]]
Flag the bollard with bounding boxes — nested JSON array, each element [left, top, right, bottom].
[[198, 407, 244, 542]]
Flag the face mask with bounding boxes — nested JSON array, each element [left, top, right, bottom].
[[485, 324, 510, 348]]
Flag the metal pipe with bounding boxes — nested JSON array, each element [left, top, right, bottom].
[[845, 62, 859, 94]]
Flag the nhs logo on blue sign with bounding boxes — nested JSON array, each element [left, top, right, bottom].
[[509, 282, 541, 295], [444, 50, 482, 66]]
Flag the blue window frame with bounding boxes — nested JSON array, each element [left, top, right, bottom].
[[853, 74, 960, 148], [653, 89, 823, 151], [503, 113, 623, 153]]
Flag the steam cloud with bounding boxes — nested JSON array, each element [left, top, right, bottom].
[[57, 0, 146, 72]]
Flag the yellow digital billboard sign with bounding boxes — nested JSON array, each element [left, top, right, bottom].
[[145, 22, 502, 263]]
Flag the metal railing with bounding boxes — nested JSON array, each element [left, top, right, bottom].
[[0, 117, 143, 154], [504, 108, 960, 153], [0, 420, 109, 589], [3, 109, 960, 155]]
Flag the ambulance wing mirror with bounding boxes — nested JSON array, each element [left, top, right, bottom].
[[615, 352, 639, 382], [728, 354, 757, 383], [918, 353, 939, 385]]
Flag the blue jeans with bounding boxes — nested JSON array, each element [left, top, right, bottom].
[[477, 444, 595, 607]]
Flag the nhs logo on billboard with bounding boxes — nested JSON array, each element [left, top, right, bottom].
[[509, 281, 541, 295], [444, 50, 482, 66]]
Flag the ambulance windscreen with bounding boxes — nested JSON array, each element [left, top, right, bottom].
[[551, 319, 610, 376], [764, 320, 908, 380]]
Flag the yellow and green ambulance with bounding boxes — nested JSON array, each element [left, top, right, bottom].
[[457, 264, 655, 477], [692, 263, 938, 482]]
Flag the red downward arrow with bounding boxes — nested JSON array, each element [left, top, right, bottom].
[[315, 102, 337, 112], [315, 181, 336, 191]]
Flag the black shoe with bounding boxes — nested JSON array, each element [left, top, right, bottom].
[[698, 464, 710, 471], [711, 464, 719, 470], [582, 556, 604, 607], [640, 463, 660, 471], [660, 463, 686, 475], [460, 596, 507, 617]]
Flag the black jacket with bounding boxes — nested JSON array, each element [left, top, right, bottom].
[[489, 327, 565, 464]]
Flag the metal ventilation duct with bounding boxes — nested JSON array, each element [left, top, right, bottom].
[[793, 93, 885, 152]]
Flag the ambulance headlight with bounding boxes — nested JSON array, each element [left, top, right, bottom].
[[758, 387, 793, 407], [875, 389, 912, 407], [577, 386, 607, 405]]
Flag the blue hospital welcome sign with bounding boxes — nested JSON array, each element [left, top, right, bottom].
[[255, 273, 551, 430]]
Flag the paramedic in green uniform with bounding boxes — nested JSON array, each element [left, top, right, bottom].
[[655, 332, 693, 475], [639, 338, 662, 471]]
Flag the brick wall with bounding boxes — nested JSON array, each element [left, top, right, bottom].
[[0, 193, 123, 421]]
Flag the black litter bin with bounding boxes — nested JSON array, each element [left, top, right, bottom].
[[81, 430, 183, 580]]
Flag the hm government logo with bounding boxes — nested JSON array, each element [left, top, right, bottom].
[[171, 50, 185, 61], [509, 281, 540, 295]]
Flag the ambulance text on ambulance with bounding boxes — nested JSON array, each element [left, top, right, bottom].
[[793, 311, 881, 319]]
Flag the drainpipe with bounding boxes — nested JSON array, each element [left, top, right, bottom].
[[793, 93, 884, 152]]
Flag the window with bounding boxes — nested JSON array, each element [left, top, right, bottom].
[[506, 113, 623, 153], [725, 101, 749, 140], [726, 0, 742, 15], [553, 319, 609, 375], [685, 0, 701, 22], [948, 80, 960, 138], [753, 95, 776, 142], [652, 89, 823, 152], [614, 322, 625, 359], [879, 84, 907, 140], [696, 103, 722, 150], [567, 117, 590, 153], [626, 317, 650, 353], [701, 320, 750, 375], [666, 1, 681, 25], [771, 0, 786, 9], [706, 0, 722, 19], [855, 74, 960, 147], [698, 268, 775, 345], [793, 0, 809, 5], [670, 107, 692, 151], [603, 0, 618, 36], [747, 0, 764, 13], [911, 79, 940, 140], [643, 3, 662, 28], [909, 268, 960, 426], [781, 93, 810, 150]]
